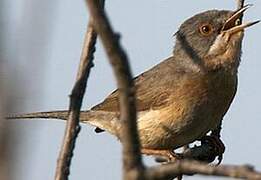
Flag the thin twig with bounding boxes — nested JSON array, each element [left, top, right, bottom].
[[0, 69, 9, 180], [145, 160, 261, 180], [237, 0, 245, 9], [237, 0, 245, 23], [54, 2, 104, 179], [85, 0, 144, 179]]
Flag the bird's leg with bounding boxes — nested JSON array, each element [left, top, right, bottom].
[[201, 133, 225, 165], [141, 149, 179, 162], [212, 123, 225, 164]]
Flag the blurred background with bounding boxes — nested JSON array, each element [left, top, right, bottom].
[[1, 0, 260, 179]]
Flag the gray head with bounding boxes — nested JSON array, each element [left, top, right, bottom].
[[173, 5, 259, 72]]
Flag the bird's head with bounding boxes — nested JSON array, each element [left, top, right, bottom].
[[173, 5, 259, 73]]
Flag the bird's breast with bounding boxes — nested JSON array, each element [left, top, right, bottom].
[[182, 71, 237, 142], [137, 71, 237, 149]]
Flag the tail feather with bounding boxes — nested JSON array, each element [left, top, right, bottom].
[[6, 110, 120, 136], [6, 110, 69, 120]]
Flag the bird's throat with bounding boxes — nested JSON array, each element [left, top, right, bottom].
[[204, 31, 243, 72]]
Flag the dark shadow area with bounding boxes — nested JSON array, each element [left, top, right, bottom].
[[176, 31, 206, 72]]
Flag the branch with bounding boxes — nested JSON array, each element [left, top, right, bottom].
[[85, 0, 144, 179], [237, 0, 245, 23], [237, 0, 245, 9], [145, 160, 261, 180], [54, 2, 104, 179], [0, 69, 9, 180]]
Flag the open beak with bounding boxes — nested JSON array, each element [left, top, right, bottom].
[[221, 4, 260, 34]]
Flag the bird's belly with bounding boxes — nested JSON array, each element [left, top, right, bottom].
[[137, 108, 212, 150], [137, 75, 237, 150], [138, 106, 224, 150]]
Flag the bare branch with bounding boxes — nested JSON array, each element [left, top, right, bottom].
[[237, 0, 245, 9], [0, 69, 9, 180], [145, 160, 261, 180], [54, 2, 104, 179], [85, 0, 144, 179], [237, 0, 245, 23]]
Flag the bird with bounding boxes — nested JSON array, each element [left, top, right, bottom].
[[8, 5, 259, 160]]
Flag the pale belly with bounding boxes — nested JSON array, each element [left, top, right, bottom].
[[137, 75, 237, 150], [137, 108, 215, 150]]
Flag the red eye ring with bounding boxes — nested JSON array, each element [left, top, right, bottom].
[[199, 24, 213, 36]]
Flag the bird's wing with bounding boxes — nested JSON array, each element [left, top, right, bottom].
[[92, 57, 188, 112]]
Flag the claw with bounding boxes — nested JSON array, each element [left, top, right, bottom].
[[217, 154, 223, 165], [177, 174, 183, 180], [201, 135, 225, 164]]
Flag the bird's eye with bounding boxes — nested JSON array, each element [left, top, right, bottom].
[[199, 24, 213, 36], [235, 18, 241, 26]]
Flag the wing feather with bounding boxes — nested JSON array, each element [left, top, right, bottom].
[[92, 57, 189, 112]]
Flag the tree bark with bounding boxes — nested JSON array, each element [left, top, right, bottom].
[[54, 2, 104, 179], [85, 1, 144, 179]]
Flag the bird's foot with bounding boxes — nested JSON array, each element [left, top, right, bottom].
[[141, 149, 183, 180], [201, 135, 225, 165], [141, 149, 180, 162]]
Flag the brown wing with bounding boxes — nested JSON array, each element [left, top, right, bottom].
[[91, 57, 188, 112]]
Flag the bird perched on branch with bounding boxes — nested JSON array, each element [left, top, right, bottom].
[[8, 5, 259, 161]]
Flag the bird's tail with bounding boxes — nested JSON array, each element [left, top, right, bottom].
[[6, 110, 120, 136], [6, 110, 69, 120]]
